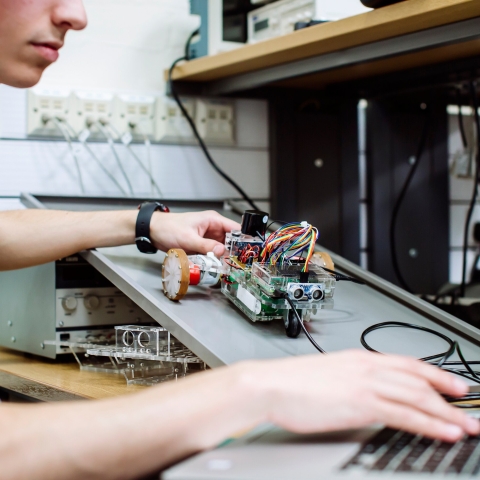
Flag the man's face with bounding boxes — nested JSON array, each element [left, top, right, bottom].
[[0, 0, 87, 88]]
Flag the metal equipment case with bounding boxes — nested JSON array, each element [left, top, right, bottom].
[[0, 254, 152, 359]]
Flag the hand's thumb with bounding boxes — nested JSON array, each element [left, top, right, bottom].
[[190, 237, 225, 256]]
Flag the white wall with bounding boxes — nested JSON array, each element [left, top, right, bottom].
[[0, 86, 269, 200], [0, 0, 270, 203], [38, 0, 198, 93]]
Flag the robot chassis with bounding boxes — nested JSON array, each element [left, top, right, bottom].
[[161, 211, 336, 338]]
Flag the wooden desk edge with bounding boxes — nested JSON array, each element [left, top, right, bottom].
[[0, 347, 145, 401], [0, 371, 85, 402]]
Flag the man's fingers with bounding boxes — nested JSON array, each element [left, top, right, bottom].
[[215, 212, 241, 232], [374, 400, 469, 442], [183, 235, 224, 256], [201, 212, 241, 241], [372, 373, 480, 436], [376, 354, 469, 398], [221, 218, 241, 231], [212, 244, 225, 256]]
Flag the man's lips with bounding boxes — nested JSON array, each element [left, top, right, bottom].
[[31, 42, 62, 62]]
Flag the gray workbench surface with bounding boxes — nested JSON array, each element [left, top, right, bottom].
[[83, 244, 480, 369], [20, 193, 480, 369]]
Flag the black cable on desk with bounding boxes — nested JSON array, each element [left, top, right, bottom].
[[283, 294, 326, 354], [444, 393, 480, 408], [321, 267, 366, 285], [361, 322, 454, 362], [360, 321, 480, 385], [168, 31, 260, 212]]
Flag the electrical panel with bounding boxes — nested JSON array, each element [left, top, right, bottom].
[[154, 96, 197, 144], [26, 89, 237, 146], [71, 91, 114, 138], [195, 99, 235, 145], [27, 89, 72, 137], [112, 94, 156, 140]]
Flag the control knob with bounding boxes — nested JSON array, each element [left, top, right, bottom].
[[84, 295, 101, 311], [62, 296, 78, 312]]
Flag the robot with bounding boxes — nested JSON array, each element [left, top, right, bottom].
[[161, 210, 336, 338]]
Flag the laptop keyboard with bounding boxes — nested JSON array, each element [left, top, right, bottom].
[[342, 428, 480, 475]]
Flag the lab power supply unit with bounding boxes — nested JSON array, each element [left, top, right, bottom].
[[0, 254, 153, 359], [248, 0, 370, 43]]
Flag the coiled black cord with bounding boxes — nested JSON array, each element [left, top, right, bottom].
[[361, 321, 480, 385]]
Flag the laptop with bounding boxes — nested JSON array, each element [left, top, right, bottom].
[[163, 411, 480, 479]]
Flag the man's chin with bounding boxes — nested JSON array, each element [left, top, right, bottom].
[[0, 65, 44, 88]]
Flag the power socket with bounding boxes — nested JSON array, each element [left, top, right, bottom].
[[195, 99, 235, 145], [113, 94, 156, 140], [154, 96, 196, 144], [71, 91, 114, 139], [27, 88, 73, 137]]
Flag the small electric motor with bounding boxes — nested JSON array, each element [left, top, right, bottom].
[[162, 249, 223, 301]]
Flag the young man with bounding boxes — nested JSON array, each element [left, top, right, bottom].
[[0, 1, 478, 479]]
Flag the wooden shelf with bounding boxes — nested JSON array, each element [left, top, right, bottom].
[[275, 38, 480, 90], [170, 0, 480, 95]]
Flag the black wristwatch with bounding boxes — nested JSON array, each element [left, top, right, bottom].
[[135, 202, 170, 254]]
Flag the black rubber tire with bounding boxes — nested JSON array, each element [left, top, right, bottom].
[[285, 309, 302, 338]]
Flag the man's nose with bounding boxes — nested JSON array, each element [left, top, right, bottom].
[[52, 0, 88, 32]]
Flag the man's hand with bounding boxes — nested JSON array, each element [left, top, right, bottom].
[[246, 351, 480, 442], [150, 210, 241, 256], [0, 209, 239, 271], [2, 350, 478, 480]]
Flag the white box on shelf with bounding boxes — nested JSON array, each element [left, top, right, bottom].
[[248, 0, 370, 44]]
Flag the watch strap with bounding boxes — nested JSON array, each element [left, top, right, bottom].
[[135, 202, 169, 254]]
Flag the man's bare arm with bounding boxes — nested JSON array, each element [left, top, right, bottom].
[[0, 209, 240, 271], [0, 209, 137, 270], [0, 352, 477, 480]]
